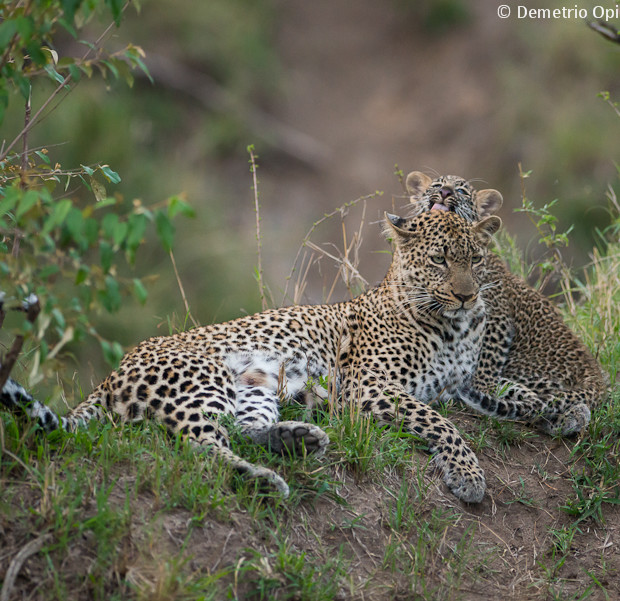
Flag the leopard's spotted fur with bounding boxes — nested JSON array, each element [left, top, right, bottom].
[[2, 211, 505, 503], [406, 171, 606, 433]]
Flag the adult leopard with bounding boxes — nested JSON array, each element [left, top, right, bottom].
[[406, 171, 606, 435], [2, 210, 506, 503]]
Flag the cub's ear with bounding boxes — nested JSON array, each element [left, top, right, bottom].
[[475, 189, 503, 217], [384, 212, 415, 241], [406, 171, 433, 200], [472, 215, 502, 246]]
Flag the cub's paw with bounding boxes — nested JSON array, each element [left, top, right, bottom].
[[269, 421, 329, 456], [432, 451, 486, 503]]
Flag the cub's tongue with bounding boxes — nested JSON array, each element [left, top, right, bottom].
[[431, 203, 449, 211]]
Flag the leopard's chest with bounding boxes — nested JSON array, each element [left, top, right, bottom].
[[408, 313, 485, 403]]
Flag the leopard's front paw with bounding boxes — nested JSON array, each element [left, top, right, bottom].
[[432, 450, 486, 503]]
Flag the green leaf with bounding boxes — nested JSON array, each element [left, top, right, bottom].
[[39, 265, 60, 279], [113, 59, 134, 87], [105, 0, 124, 26], [99, 275, 122, 313], [0, 20, 17, 52], [133, 279, 148, 305], [38, 339, 49, 365], [42, 199, 72, 234], [84, 217, 99, 246], [64, 207, 85, 243], [52, 308, 66, 330], [44, 64, 66, 84], [100, 339, 124, 369], [92, 197, 118, 211], [101, 59, 119, 80], [100, 240, 114, 273], [0, 187, 20, 217], [168, 195, 196, 219], [16, 190, 39, 218], [14, 73, 31, 101], [0, 82, 8, 126], [75, 264, 89, 285], [99, 164, 121, 184], [155, 210, 175, 252], [113, 221, 128, 247], [102, 212, 119, 239], [126, 213, 147, 250], [61, 0, 83, 26], [35, 150, 51, 165], [68, 64, 82, 82]]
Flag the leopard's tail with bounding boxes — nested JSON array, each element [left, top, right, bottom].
[[1, 376, 291, 497], [0, 376, 104, 432], [214, 445, 290, 497]]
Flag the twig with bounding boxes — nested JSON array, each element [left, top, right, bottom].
[[281, 192, 379, 305], [20, 88, 32, 179], [169, 250, 199, 329], [0, 534, 53, 601], [248, 146, 268, 311], [587, 20, 620, 44]]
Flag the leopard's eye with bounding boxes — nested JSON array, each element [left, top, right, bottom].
[[456, 187, 470, 195], [471, 254, 483, 265], [430, 254, 446, 265], [431, 182, 442, 189]]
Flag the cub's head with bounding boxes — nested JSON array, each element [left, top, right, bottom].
[[384, 211, 501, 318], [406, 171, 503, 223]]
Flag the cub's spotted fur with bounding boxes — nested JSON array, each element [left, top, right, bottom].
[[407, 171, 606, 433], [2, 211, 503, 503]]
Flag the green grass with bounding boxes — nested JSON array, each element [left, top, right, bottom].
[[1, 212, 619, 601]]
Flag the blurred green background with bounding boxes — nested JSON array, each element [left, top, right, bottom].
[[3, 0, 619, 383]]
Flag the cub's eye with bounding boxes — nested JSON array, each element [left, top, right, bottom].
[[431, 182, 442, 189], [430, 255, 446, 265], [456, 187, 469, 195], [471, 254, 483, 265]]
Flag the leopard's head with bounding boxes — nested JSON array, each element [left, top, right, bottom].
[[384, 210, 501, 318], [406, 171, 503, 223]]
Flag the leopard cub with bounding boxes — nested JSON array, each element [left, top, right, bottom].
[[406, 170, 606, 434]]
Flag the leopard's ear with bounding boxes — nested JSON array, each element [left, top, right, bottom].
[[406, 171, 433, 200], [472, 216, 502, 246], [475, 189, 503, 217], [384, 212, 415, 241]]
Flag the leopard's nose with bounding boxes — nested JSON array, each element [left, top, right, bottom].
[[440, 186, 453, 199], [454, 292, 475, 304]]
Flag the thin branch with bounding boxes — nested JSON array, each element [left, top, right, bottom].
[[0, 534, 53, 601], [169, 250, 199, 329], [281, 192, 379, 305], [249, 146, 268, 311], [587, 20, 620, 44], [0, 295, 41, 392], [20, 87, 32, 179]]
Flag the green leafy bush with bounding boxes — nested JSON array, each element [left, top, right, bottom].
[[0, 0, 192, 389]]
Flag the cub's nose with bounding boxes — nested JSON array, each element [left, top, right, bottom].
[[440, 186, 453, 199]]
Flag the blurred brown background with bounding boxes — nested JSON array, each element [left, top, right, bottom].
[[6, 0, 619, 357]]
